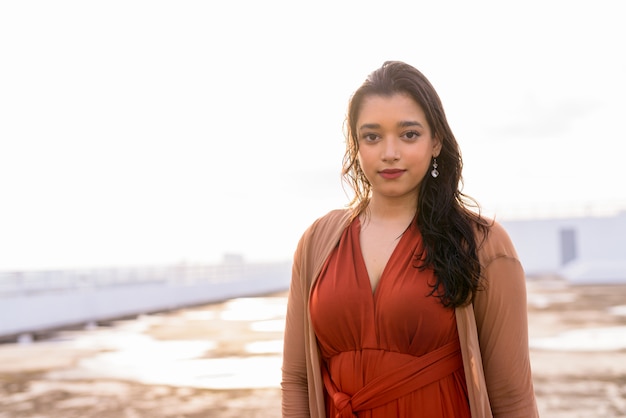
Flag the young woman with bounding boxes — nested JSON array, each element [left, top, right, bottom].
[[281, 61, 538, 417]]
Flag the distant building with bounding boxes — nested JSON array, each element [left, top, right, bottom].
[[222, 253, 245, 264], [501, 211, 626, 284]]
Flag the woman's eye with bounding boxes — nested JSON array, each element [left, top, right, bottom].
[[404, 131, 420, 140], [363, 133, 379, 142]]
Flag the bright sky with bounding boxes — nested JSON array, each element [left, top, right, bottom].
[[1, 1, 625, 270]]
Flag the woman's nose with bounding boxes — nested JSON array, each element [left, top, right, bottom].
[[381, 138, 400, 162]]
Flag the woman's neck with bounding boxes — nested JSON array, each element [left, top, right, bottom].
[[364, 196, 417, 224]]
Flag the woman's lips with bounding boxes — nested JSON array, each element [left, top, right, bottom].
[[379, 169, 405, 179]]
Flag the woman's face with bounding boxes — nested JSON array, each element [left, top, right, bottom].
[[356, 93, 441, 203]]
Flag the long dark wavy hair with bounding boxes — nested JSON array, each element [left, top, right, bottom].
[[342, 61, 491, 308]]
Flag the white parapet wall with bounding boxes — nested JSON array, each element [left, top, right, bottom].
[[501, 211, 626, 284], [0, 261, 291, 339]]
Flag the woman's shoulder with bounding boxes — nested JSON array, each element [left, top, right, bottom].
[[305, 208, 351, 232], [315, 208, 352, 227], [296, 209, 351, 247], [293, 209, 352, 272], [475, 216, 520, 267]]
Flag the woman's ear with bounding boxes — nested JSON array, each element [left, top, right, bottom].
[[433, 136, 442, 157]]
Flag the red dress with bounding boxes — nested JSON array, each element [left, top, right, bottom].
[[310, 218, 471, 417]]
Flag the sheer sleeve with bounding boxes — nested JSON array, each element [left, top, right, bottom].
[[281, 233, 312, 417], [473, 223, 539, 417]]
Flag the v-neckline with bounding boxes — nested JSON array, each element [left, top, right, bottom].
[[354, 217, 413, 297]]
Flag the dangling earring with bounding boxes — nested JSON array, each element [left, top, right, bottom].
[[431, 158, 439, 178]]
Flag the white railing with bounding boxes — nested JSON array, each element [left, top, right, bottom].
[[0, 261, 293, 339], [0, 261, 291, 297]]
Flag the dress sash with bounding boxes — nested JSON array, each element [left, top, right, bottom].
[[322, 339, 463, 418]]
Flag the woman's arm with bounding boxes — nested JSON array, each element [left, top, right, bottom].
[[281, 235, 311, 416], [473, 224, 539, 417]]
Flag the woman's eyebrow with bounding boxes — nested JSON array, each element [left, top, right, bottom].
[[359, 123, 381, 131], [397, 120, 423, 128], [359, 121, 423, 131]]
